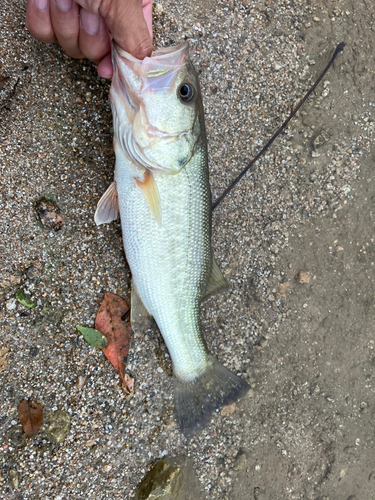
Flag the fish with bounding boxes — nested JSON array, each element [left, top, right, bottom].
[[95, 41, 249, 437]]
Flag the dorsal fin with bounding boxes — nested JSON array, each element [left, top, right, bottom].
[[202, 253, 229, 301], [94, 181, 119, 225]]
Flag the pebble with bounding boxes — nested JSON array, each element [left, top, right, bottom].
[[0, 348, 9, 372], [297, 271, 311, 284], [34, 197, 64, 231], [221, 403, 236, 417], [134, 456, 202, 500], [5, 299, 16, 311], [9, 469, 19, 490], [46, 410, 71, 444]]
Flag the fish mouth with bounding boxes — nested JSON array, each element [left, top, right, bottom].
[[112, 41, 189, 67], [111, 41, 190, 94]]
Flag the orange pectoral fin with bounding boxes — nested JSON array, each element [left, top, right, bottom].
[[135, 170, 162, 226]]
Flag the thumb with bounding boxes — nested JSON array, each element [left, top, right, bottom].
[[99, 0, 153, 59]]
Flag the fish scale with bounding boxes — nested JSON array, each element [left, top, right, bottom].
[[115, 137, 211, 379]]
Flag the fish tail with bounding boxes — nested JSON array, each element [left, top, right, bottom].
[[173, 355, 250, 438]]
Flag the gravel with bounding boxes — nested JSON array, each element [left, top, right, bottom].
[[0, 0, 374, 498]]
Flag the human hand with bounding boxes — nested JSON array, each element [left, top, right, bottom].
[[26, 0, 153, 78]]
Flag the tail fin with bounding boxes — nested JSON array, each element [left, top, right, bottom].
[[173, 355, 250, 438]]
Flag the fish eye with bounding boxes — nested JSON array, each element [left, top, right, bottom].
[[178, 83, 196, 103]]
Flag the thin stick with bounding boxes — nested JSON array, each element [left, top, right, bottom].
[[212, 42, 345, 211]]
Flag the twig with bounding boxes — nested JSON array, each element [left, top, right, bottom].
[[212, 42, 345, 211]]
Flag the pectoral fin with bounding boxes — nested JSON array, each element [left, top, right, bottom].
[[94, 181, 119, 225], [135, 170, 161, 225], [202, 253, 229, 301], [131, 281, 153, 334]]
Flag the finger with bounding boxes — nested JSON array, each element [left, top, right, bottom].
[[79, 10, 111, 63], [97, 53, 112, 79], [49, 0, 84, 59], [99, 0, 153, 59], [26, 0, 56, 43], [142, 0, 153, 41]]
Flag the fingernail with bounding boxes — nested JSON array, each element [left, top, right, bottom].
[[34, 0, 48, 10], [80, 10, 100, 36], [55, 0, 73, 12]]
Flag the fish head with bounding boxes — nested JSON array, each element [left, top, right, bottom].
[[110, 42, 202, 174]]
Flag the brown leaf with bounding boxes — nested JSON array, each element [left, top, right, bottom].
[[95, 292, 132, 389], [120, 372, 135, 395], [18, 399, 43, 436]]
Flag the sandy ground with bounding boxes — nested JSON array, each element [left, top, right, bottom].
[[1, 0, 374, 498]]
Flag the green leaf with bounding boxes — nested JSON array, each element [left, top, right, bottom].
[[76, 326, 108, 349], [15, 290, 36, 308]]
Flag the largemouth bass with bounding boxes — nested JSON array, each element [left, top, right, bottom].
[[95, 41, 249, 437]]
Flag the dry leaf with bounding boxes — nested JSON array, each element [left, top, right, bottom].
[[95, 292, 132, 392], [120, 372, 135, 395], [18, 399, 43, 436]]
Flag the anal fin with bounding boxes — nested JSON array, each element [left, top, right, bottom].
[[94, 181, 119, 225], [135, 170, 161, 226], [202, 253, 229, 301], [131, 281, 152, 334]]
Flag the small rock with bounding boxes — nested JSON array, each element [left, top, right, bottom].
[[297, 271, 310, 284], [75, 96, 84, 105], [312, 129, 329, 149], [276, 282, 290, 299], [0, 348, 9, 372], [75, 375, 86, 390], [35, 197, 63, 231], [1, 279, 11, 289], [26, 260, 44, 279], [9, 469, 19, 490], [234, 450, 247, 471], [9, 274, 21, 285], [154, 3, 164, 14], [221, 403, 236, 417], [46, 410, 71, 444], [4, 423, 28, 448], [6, 298, 17, 311], [135, 456, 203, 500]]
